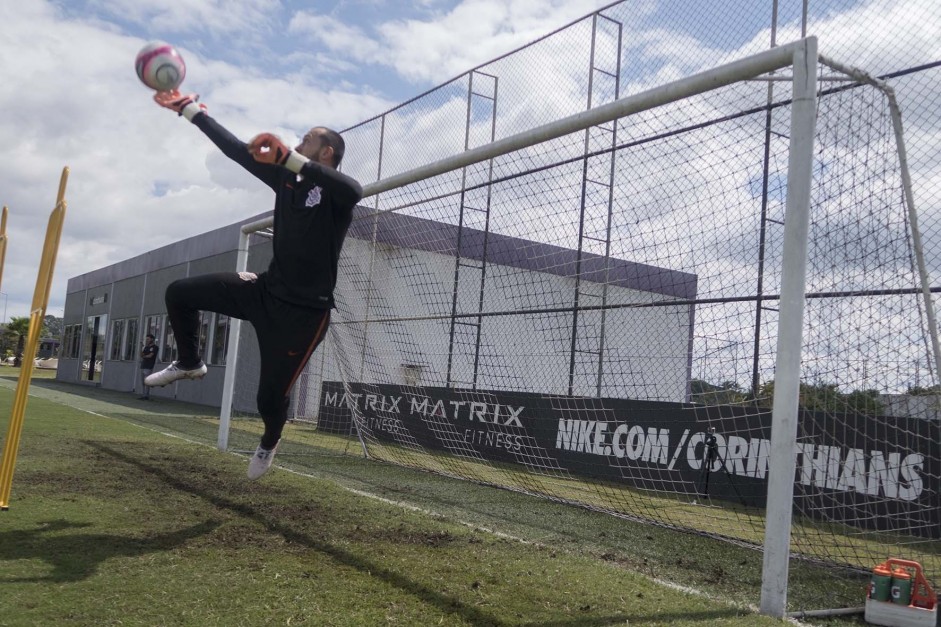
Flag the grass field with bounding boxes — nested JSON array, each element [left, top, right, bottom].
[[0, 369, 875, 626]]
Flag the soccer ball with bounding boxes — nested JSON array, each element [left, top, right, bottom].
[[135, 41, 186, 92]]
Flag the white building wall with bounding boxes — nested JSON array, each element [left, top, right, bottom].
[[63, 208, 694, 417], [293, 232, 693, 419]]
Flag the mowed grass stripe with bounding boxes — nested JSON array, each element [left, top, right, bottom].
[[0, 379, 785, 626]]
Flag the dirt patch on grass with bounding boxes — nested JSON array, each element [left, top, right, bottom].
[[346, 522, 459, 548]]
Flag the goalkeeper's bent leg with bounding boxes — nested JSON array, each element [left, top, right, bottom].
[[165, 272, 257, 367]]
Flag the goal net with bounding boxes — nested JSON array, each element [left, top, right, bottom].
[[220, 40, 939, 610]]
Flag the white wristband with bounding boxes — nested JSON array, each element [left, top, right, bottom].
[[284, 150, 309, 174], [181, 102, 203, 122]]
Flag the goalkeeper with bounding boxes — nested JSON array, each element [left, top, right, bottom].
[[145, 89, 363, 480]]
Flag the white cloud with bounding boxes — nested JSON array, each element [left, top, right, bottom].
[[85, 0, 282, 38], [291, 0, 614, 85], [288, 12, 383, 63], [0, 0, 395, 321]]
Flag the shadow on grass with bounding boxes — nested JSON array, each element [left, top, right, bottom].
[[82, 441, 750, 627], [0, 518, 220, 583]]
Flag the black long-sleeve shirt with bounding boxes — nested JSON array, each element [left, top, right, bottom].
[[140, 342, 158, 369], [192, 112, 363, 309]]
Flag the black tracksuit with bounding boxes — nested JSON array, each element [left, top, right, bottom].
[[166, 111, 362, 448]]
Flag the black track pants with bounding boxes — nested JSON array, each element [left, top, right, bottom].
[[165, 272, 330, 448]]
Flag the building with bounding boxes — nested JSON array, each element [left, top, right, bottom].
[[880, 394, 941, 421], [59, 207, 697, 414], [38, 338, 60, 359], [58, 212, 267, 405]]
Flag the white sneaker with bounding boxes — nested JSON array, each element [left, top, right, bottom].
[[247, 441, 280, 480], [144, 361, 208, 387]]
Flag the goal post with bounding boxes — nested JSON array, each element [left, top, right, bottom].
[[216, 226, 251, 451], [217, 36, 939, 616], [759, 36, 818, 618]]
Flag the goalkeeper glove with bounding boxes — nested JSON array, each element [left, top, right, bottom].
[[153, 90, 206, 121], [248, 133, 309, 173]]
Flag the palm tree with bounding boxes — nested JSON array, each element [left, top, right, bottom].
[[7, 316, 33, 367]]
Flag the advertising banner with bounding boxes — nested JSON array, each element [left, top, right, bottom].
[[318, 381, 939, 538]]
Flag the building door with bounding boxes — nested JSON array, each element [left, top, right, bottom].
[[82, 314, 107, 382]]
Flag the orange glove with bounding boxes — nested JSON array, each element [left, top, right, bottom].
[[248, 133, 291, 165], [154, 89, 206, 119]]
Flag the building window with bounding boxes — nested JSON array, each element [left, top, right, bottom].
[[73, 325, 83, 359], [123, 318, 139, 361], [74, 326, 82, 358], [144, 315, 162, 345], [211, 314, 229, 365], [144, 314, 163, 363], [63, 324, 83, 359], [82, 315, 107, 382], [197, 311, 212, 362], [61, 326, 71, 358], [109, 319, 125, 361], [161, 316, 177, 363]]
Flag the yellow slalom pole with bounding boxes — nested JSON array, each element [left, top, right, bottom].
[[0, 205, 8, 290], [0, 167, 69, 510]]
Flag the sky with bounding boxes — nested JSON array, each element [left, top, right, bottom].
[[0, 0, 936, 334], [0, 0, 625, 323]]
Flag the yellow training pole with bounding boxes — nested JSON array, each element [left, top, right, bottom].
[[0, 167, 68, 510], [0, 205, 8, 290]]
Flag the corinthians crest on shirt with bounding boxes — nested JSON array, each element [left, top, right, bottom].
[[305, 186, 322, 208]]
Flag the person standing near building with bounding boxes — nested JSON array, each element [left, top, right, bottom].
[[144, 89, 363, 481], [138, 334, 158, 400]]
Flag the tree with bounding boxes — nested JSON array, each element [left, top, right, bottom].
[[798, 382, 842, 413], [756, 380, 884, 415], [0, 323, 17, 359], [7, 316, 32, 367], [689, 379, 748, 405], [44, 314, 63, 339], [843, 389, 885, 415], [0, 316, 61, 366]]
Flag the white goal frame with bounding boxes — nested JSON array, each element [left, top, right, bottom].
[[220, 38, 820, 619]]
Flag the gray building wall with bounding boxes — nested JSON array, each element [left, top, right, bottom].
[[59, 211, 269, 405], [881, 394, 941, 421]]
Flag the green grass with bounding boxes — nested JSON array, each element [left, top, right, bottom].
[[278, 423, 940, 586], [0, 371, 877, 626]]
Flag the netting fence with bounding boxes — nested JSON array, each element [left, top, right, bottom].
[[222, 0, 940, 612]]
